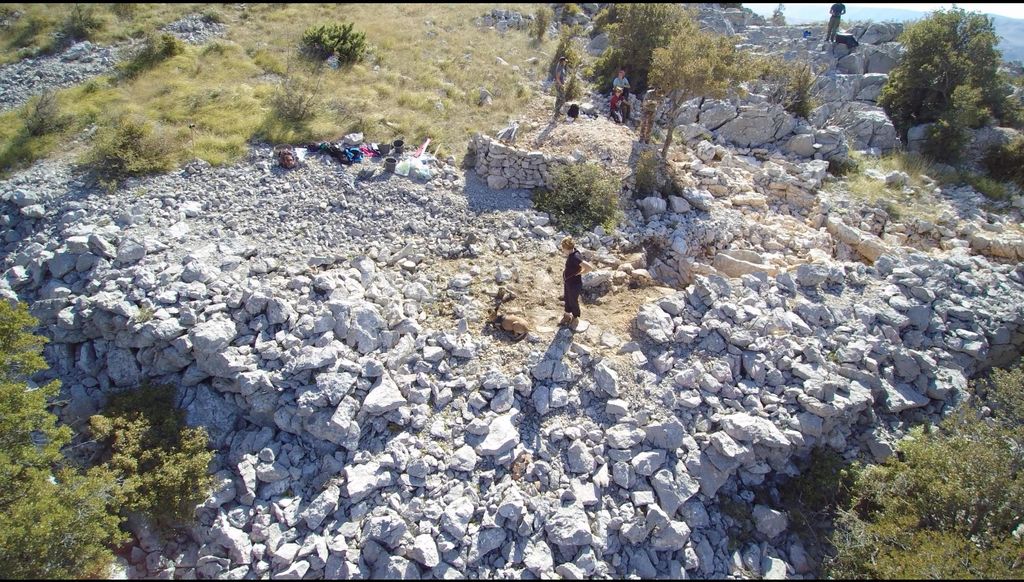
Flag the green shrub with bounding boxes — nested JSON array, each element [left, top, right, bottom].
[[534, 162, 622, 234], [755, 56, 818, 119], [117, 33, 184, 80], [301, 22, 367, 64], [24, 90, 68, 137], [57, 4, 101, 46], [0, 301, 125, 578], [560, 3, 583, 24], [879, 7, 1012, 162], [89, 384, 214, 527], [84, 114, 176, 187], [532, 6, 553, 43], [590, 3, 687, 95], [633, 149, 660, 196], [825, 359, 1024, 579], [982, 137, 1024, 191], [110, 3, 137, 21], [270, 61, 325, 123], [201, 9, 223, 25]]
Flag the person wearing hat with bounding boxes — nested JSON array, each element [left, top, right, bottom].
[[558, 236, 594, 330], [610, 86, 626, 124], [553, 55, 568, 118]]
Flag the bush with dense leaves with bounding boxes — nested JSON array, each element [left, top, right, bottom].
[[590, 3, 687, 95], [84, 114, 176, 187], [879, 7, 1020, 161], [982, 136, 1024, 191], [89, 384, 214, 527], [534, 162, 622, 234], [825, 359, 1024, 579], [0, 301, 124, 578], [301, 22, 366, 64]]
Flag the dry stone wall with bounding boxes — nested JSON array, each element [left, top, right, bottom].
[[469, 134, 572, 190]]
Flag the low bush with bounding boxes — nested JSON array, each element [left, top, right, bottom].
[[633, 149, 660, 196], [89, 384, 214, 527], [534, 162, 622, 234], [24, 90, 68, 137], [982, 137, 1024, 191], [755, 56, 818, 119], [270, 61, 325, 124], [56, 4, 101, 47], [117, 33, 184, 80], [84, 114, 176, 187], [301, 22, 366, 64]]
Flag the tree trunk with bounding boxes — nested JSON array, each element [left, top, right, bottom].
[[661, 124, 674, 158]]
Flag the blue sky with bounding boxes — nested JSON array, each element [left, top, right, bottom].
[[744, 3, 1024, 20]]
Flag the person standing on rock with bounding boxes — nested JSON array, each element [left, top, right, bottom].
[[559, 236, 594, 330], [826, 2, 846, 43], [553, 56, 568, 119]]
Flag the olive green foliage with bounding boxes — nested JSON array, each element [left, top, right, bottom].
[[0, 301, 124, 578], [549, 26, 584, 103], [591, 3, 687, 95], [271, 60, 326, 124], [301, 22, 367, 64], [89, 384, 214, 527], [777, 447, 859, 571], [755, 55, 818, 119], [117, 32, 184, 81], [826, 360, 1024, 579], [650, 14, 753, 156], [771, 4, 786, 26], [559, 3, 583, 24], [532, 6, 553, 43], [960, 171, 1012, 201], [879, 8, 1018, 161], [57, 3, 102, 48], [110, 3, 138, 21], [983, 137, 1024, 192], [633, 148, 660, 196], [590, 4, 618, 36], [84, 114, 177, 188], [24, 90, 68, 137], [534, 162, 622, 234]]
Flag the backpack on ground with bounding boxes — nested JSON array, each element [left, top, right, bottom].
[[567, 103, 580, 119], [276, 146, 297, 169], [835, 33, 858, 49]]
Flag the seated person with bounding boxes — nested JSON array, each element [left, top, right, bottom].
[[610, 86, 631, 124], [612, 69, 631, 98]]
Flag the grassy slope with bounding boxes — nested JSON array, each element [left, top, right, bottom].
[[0, 3, 551, 174]]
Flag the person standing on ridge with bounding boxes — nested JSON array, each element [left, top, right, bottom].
[[826, 2, 846, 43]]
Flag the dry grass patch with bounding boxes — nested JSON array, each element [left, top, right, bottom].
[[832, 151, 948, 223], [1, 3, 551, 175]]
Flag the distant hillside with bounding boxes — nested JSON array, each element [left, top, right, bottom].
[[751, 4, 1024, 63]]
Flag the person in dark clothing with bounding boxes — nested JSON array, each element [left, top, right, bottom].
[[559, 236, 594, 329], [826, 3, 846, 43]]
